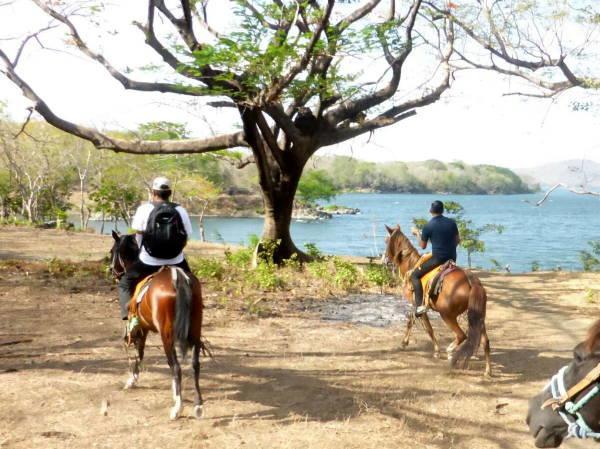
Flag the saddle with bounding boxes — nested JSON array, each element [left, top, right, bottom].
[[127, 266, 191, 316], [405, 254, 458, 310]]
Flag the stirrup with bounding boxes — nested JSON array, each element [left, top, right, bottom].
[[415, 305, 427, 317]]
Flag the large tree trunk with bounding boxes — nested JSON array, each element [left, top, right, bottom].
[[241, 107, 313, 264], [260, 171, 304, 263]]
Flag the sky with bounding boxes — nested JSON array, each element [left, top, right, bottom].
[[0, 0, 599, 169]]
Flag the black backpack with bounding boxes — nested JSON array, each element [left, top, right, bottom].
[[143, 202, 188, 259]]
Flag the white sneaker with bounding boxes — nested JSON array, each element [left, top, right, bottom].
[[415, 305, 427, 316]]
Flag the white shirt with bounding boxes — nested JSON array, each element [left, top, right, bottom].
[[131, 202, 193, 266]]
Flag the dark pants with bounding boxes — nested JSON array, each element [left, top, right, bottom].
[[410, 256, 451, 308], [118, 259, 191, 320]]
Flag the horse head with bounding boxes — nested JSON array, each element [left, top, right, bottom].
[[527, 320, 600, 447], [109, 231, 139, 279], [383, 224, 414, 271]]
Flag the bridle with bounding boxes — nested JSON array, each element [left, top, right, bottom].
[[542, 361, 600, 440], [110, 242, 126, 279]]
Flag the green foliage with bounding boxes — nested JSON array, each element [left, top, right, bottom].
[[304, 242, 322, 259], [225, 247, 254, 269], [89, 178, 141, 225], [585, 288, 599, 304], [365, 263, 394, 292], [312, 156, 532, 194], [248, 259, 283, 291], [489, 258, 502, 272], [580, 241, 600, 271], [531, 261, 541, 272], [297, 170, 339, 206], [138, 121, 189, 140], [192, 257, 225, 281], [332, 257, 359, 289], [413, 201, 504, 268], [307, 260, 329, 279]]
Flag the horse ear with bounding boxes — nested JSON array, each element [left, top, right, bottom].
[[396, 224, 401, 230], [111, 230, 120, 242], [385, 225, 393, 235]]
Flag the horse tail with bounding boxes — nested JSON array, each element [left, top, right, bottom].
[[451, 272, 486, 368], [173, 267, 193, 360]]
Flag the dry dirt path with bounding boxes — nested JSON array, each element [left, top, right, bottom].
[[1, 228, 599, 449]]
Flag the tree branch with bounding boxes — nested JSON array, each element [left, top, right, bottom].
[[325, 0, 423, 126], [0, 47, 247, 155]]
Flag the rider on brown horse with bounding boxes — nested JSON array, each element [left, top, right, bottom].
[[411, 200, 460, 317], [118, 176, 193, 336]]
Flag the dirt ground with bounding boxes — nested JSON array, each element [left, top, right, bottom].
[[1, 227, 599, 449]]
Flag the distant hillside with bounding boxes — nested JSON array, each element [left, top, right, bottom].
[[311, 157, 534, 194], [516, 159, 600, 190]]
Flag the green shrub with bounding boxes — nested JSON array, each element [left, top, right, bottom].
[[332, 257, 359, 289], [531, 261, 540, 272], [307, 260, 329, 279], [225, 247, 253, 268], [248, 261, 283, 291], [304, 242, 322, 259], [365, 263, 394, 291], [193, 257, 225, 281]]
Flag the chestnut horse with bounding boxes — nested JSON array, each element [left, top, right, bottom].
[[527, 320, 600, 447], [110, 232, 204, 420], [383, 224, 491, 376]]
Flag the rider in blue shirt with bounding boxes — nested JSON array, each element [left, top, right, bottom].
[[411, 200, 460, 316]]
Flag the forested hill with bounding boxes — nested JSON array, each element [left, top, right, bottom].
[[310, 157, 536, 194]]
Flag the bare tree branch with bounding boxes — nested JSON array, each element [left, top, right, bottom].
[[531, 183, 600, 207], [0, 47, 247, 155]]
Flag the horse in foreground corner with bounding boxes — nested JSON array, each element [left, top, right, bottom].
[[527, 320, 600, 447], [383, 224, 491, 376], [110, 233, 205, 420]]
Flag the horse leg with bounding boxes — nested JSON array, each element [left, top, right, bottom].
[[401, 312, 415, 348], [420, 314, 440, 359], [162, 334, 183, 420], [441, 315, 466, 361], [192, 343, 204, 419], [124, 331, 147, 389], [481, 324, 492, 377]]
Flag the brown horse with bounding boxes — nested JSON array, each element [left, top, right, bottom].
[[383, 224, 491, 376], [110, 232, 205, 420], [527, 320, 600, 447]]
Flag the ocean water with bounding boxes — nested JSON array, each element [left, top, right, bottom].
[[90, 191, 600, 272]]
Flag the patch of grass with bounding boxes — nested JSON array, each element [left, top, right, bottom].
[[585, 288, 599, 304]]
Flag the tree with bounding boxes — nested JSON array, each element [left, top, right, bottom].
[[441, 1, 600, 97], [580, 241, 600, 272], [0, 0, 457, 262], [413, 201, 504, 268], [297, 170, 338, 206]]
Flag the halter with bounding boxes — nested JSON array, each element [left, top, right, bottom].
[[542, 362, 600, 440], [110, 245, 126, 279]]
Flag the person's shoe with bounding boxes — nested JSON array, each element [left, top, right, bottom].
[[415, 305, 427, 317]]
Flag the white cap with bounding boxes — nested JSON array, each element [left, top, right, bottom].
[[151, 176, 171, 191]]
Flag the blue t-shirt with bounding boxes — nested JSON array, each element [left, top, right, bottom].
[[421, 215, 459, 261]]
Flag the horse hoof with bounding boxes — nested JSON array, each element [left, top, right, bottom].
[[124, 376, 137, 390], [170, 407, 182, 420], [193, 405, 203, 419], [433, 352, 441, 359]]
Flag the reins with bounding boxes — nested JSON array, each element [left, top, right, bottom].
[[542, 361, 600, 440]]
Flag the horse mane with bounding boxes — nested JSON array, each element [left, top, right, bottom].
[[121, 234, 140, 260], [585, 319, 600, 354]]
